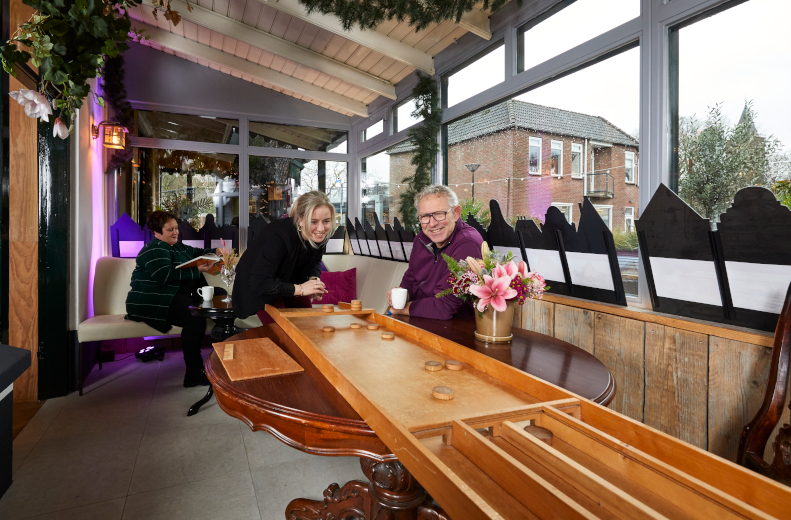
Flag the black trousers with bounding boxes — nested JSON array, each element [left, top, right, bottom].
[[166, 281, 226, 372]]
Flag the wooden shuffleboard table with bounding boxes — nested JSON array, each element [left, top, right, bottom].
[[206, 306, 791, 520]]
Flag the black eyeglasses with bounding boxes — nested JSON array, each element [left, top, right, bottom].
[[418, 208, 453, 225]]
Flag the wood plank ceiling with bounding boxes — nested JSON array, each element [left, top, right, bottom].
[[127, 0, 489, 117]]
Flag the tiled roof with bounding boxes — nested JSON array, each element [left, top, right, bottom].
[[387, 99, 638, 154]]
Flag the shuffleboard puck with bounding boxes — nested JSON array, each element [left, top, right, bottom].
[[322, 326, 335, 332], [323, 305, 334, 313], [367, 324, 380, 330], [445, 360, 463, 371], [425, 361, 443, 372], [432, 386, 454, 400], [381, 332, 395, 340], [350, 323, 363, 329]]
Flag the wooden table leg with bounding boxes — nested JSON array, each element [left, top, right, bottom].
[[286, 458, 428, 520]]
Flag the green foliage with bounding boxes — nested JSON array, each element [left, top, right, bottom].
[[459, 197, 490, 227], [679, 102, 781, 222], [612, 228, 638, 251], [773, 180, 791, 210], [298, 0, 517, 32], [398, 72, 442, 229], [441, 252, 462, 276]]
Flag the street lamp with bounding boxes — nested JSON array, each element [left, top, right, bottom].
[[465, 163, 480, 198]]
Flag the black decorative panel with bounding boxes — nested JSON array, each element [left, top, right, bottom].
[[465, 213, 488, 246], [325, 225, 346, 254], [353, 218, 371, 256], [516, 208, 571, 295], [109, 213, 152, 258], [486, 200, 525, 263], [363, 218, 382, 258], [373, 213, 393, 259], [393, 217, 415, 261]]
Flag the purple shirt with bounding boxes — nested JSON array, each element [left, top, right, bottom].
[[400, 220, 484, 320]]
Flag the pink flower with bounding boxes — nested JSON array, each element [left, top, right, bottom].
[[53, 118, 69, 139], [9, 89, 52, 121], [470, 275, 517, 312], [493, 260, 517, 280], [516, 260, 529, 279]]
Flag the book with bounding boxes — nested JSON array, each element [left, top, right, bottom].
[[176, 254, 223, 271]]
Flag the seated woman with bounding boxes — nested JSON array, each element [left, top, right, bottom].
[[125, 210, 224, 387], [234, 191, 332, 324]]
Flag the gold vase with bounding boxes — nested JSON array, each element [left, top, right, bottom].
[[474, 300, 516, 343]]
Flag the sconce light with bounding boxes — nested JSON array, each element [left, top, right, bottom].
[[91, 121, 127, 149]]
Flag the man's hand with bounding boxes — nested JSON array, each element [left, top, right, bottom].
[[390, 302, 410, 315]]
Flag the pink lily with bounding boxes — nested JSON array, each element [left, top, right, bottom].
[[470, 275, 517, 312], [492, 260, 517, 280], [516, 260, 529, 279]]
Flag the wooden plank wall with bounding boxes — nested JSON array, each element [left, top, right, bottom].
[[513, 300, 778, 463]]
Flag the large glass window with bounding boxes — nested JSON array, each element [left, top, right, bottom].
[[571, 143, 583, 177], [361, 147, 400, 226], [443, 43, 505, 108], [529, 137, 542, 174], [249, 122, 347, 153], [518, 0, 639, 73], [393, 98, 423, 133], [670, 0, 790, 223], [551, 140, 563, 177], [362, 120, 384, 141], [135, 110, 239, 144], [249, 155, 348, 224]]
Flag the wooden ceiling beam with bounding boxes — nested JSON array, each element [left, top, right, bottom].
[[141, 0, 397, 100], [459, 8, 491, 40], [131, 21, 369, 117]]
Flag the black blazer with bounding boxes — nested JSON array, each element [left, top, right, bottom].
[[234, 217, 324, 319]]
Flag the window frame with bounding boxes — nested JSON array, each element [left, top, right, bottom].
[[528, 136, 543, 175], [440, 40, 506, 110], [392, 97, 423, 134], [551, 140, 564, 178], [624, 150, 636, 184], [593, 204, 614, 230], [551, 202, 574, 223], [624, 206, 635, 231], [361, 119, 384, 142], [571, 142, 583, 178]]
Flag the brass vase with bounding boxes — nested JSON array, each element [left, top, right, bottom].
[[474, 299, 516, 343]]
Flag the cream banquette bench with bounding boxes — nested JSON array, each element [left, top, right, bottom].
[[76, 257, 262, 394], [320, 254, 410, 313]]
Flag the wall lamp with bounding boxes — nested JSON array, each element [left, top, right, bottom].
[[91, 121, 128, 149]]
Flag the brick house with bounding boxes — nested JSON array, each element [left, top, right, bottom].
[[381, 99, 639, 231]]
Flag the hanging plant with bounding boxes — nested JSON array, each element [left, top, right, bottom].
[[0, 0, 184, 139], [299, 0, 514, 32], [398, 72, 442, 230]]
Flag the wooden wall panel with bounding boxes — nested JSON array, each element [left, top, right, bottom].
[[9, 75, 39, 403], [644, 324, 709, 449], [553, 304, 594, 354], [593, 313, 645, 421], [520, 298, 554, 336], [707, 337, 771, 462]]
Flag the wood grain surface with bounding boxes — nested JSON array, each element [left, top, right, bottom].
[[212, 337, 304, 381], [554, 304, 594, 354], [644, 324, 708, 449], [9, 75, 39, 403], [520, 298, 554, 336], [594, 313, 645, 421]]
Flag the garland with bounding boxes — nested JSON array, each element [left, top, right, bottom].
[[300, 0, 513, 32], [102, 55, 134, 173], [398, 72, 442, 230]]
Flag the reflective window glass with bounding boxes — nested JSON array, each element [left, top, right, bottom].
[[248, 122, 347, 153], [394, 98, 423, 133], [571, 143, 583, 177], [362, 120, 384, 141], [444, 44, 505, 108], [551, 140, 563, 177], [135, 111, 239, 144]]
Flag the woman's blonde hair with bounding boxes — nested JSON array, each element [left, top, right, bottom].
[[290, 191, 337, 249]]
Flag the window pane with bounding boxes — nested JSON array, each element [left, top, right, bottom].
[[249, 155, 347, 224], [445, 46, 640, 297], [395, 98, 423, 133], [445, 45, 505, 108], [138, 149, 239, 228], [362, 120, 384, 141], [136, 111, 239, 144], [624, 152, 634, 182], [670, 0, 791, 223], [552, 203, 572, 223], [595, 206, 611, 229], [520, 0, 639, 72], [248, 122, 347, 153]]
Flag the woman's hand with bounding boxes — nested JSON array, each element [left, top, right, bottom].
[[197, 262, 212, 273], [215, 248, 222, 256], [296, 279, 327, 298]]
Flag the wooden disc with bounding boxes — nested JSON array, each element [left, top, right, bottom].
[[445, 360, 463, 371], [322, 326, 335, 332], [524, 424, 554, 446], [425, 361, 443, 372], [367, 324, 380, 330], [351, 300, 362, 306], [381, 332, 395, 340], [350, 323, 363, 329], [323, 305, 334, 313], [432, 386, 454, 400]]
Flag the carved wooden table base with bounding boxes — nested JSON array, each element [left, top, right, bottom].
[[286, 459, 449, 520]]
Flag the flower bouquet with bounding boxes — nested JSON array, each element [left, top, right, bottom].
[[217, 239, 239, 302], [437, 243, 547, 341]]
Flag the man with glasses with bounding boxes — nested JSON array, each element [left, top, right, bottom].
[[388, 185, 483, 319]]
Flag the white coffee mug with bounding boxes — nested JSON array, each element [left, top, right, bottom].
[[197, 286, 214, 301], [391, 287, 408, 310]]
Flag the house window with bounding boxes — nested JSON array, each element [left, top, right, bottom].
[[361, 120, 383, 142], [529, 137, 542, 175], [552, 202, 573, 223], [625, 151, 635, 183], [571, 143, 582, 178], [551, 140, 563, 177], [594, 205, 613, 230], [624, 207, 635, 231]]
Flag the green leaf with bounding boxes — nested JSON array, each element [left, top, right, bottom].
[[96, 96, 105, 107], [43, 67, 68, 85], [91, 17, 109, 37]]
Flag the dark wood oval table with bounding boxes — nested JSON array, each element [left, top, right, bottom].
[[206, 317, 615, 519]]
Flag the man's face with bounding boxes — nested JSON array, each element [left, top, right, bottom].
[[418, 195, 461, 249]]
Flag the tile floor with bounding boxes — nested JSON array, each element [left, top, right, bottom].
[[1, 347, 367, 520]]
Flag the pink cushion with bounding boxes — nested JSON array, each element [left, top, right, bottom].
[[314, 268, 357, 305]]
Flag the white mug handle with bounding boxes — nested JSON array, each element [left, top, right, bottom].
[[198, 287, 207, 298]]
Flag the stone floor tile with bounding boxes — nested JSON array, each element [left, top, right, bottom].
[[25, 498, 126, 520], [241, 427, 312, 471]]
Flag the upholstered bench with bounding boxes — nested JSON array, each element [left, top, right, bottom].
[[320, 255, 409, 313]]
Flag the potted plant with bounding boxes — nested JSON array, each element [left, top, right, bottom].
[[437, 243, 547, 342]]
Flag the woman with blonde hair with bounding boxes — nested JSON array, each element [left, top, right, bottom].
[[234, 191, 334, 324]]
